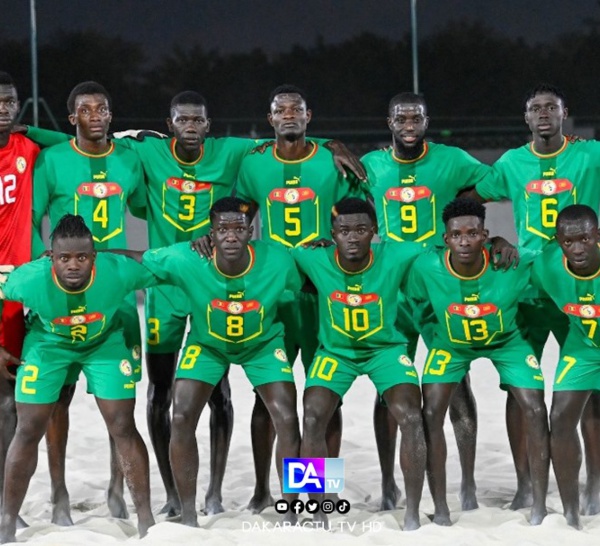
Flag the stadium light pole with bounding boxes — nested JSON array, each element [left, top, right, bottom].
[[410, 0, 419, 94], [30, 0, 39, 126]]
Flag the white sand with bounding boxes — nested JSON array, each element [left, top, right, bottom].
[[8, 321, 600, 545]]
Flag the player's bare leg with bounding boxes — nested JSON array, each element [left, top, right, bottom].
[[509, 387, 549, 525], [107, 435, 128, 518], [255, 381, 301, 524], [146, 352, 180, 516], [0, 376, 26, 530], [204, 372, 234, 515], [170, 378, 215, 527], [505, 390, 533, 509], [422, 382, 457, 526], [382, 383, 426, 530], [373, 399, 402, 510], [248, 393, 275, 513], [580, 391, 600, 515], [95, 398, 154, 537], [301, 386, 341, 529], [0, 402, 55, 544], [448, 374, 478, 510], [550, 390, 590, 529], [46, 383, 76, 526]]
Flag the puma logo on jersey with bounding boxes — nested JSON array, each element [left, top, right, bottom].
[[182, 172, 196, 180], [347, 284, 362, 292], [542, 167, 557, 177], [463, 293, 480, 303], [579, 293, 595, 302], [70, 306, 87, 314], [228, 291, 245, 299], [401, 175, 417, 185], [285, 176, 301, 186], [92, 171, 108, 180]]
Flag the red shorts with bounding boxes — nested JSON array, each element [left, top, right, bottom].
[[0, 301, 26, 359]]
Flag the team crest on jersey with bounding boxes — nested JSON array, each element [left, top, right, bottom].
[[563, 303, 600, 317], [525, 355, 540, 369], [119, 360, 133, 376], [284, 189, 300, 204], [182, 180, 196, 194], [385, 186, 432, 203], [398, 354, 413, 367], [15, 157, 26, 174], [93, 183, 108, 198], [347, 294, 363, 307], [131, 345, 141, 360], [465, 305, 480, 318], [52, 312, 104, 325], [227, 302, 244, 315], [70, 315, 85, 325], [447, 303, 497, 317], [525, 179, 573, 196], [274, 348, 288, 362]]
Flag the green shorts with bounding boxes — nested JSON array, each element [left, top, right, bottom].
[[17, 330, 142, 404], [175, 336, 294, 389], [279, 290, 319, 371], [517, 299, 569, 360], [305, 344, 420, 399], [554, 341, 600, 391], [145, 285, 191, 353], [422, 337, 544, 390]]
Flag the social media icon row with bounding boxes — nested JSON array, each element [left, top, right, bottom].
[[274, 499, 351, 515]]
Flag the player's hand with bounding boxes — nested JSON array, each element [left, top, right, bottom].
[[250, 141, 274, 154], [324, 140, 367, 181], [0, 346, 20, 381], [10, 124, 28, 135], [301, 238, 334, 249], [0, 265, 15, 299], [112, 129, 168, 140], [191, 235, 213, 259], [565, 134, 585, 143], [37, 250, 51, 259], [490, 237, 519, 270]]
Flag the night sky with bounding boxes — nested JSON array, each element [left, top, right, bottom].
[[1, 0, 598, 62]]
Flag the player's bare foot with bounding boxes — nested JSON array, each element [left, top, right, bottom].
[[581, 488, 600, 515], [529, 506, 547, 526], [283, 511, 298, 525], [247, 492, 274, 514], [509, 483, 533, 510], [203, 493, 224, 515], [180, 509, 199, 527], [380, 482, 402, 511], [107, 489, 129, 519], [459, 484, 478, 511], [403, 509, 421, 531], [431, 504, 452, 526], [138, 514, 156, 537], [0, 520, 16, 544], [158, 497, 181, 517], [51, 487, 74, 526], [16, 515, 29, 529]]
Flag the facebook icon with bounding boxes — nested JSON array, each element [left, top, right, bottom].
[[283, 458, 345, 494]]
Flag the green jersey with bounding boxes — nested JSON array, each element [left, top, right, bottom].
[[119, 136, 255, 246], [407, 246, 533, 349], [532, 243, 600, 348], [363, 142, 490, 246], [2, 253, 155, 346], [292, 243, 421, 359], [475, 139, 600, 251], [236, 142, 364, 247], [142, 241, 302, 355], [32, 139, 145, 256]]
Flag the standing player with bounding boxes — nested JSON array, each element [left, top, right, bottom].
[[362, 92, 492, 510], [141, 197, 302, 527], [407, 198, 549, 526], [532, 205, 600, 528], [0, 214, 156, 544], [25, 90, 366, 516], [294, 198, 426, 530], [235, 84, 366, 511], [462, 84, 600, 513], [0, 71, 39, 528], [32, 81, 146, 522]]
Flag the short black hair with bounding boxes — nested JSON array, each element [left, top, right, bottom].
[[557, 204, 598, 229], [67, 81, 112, 114], [0, 71, 16, 87], [269, 84, 308, 106], [388, 92, 427, 116], [170, 91, 208, 114], [210, 197, 252, 224], [331, 198, 377, 226], [524, 83, 567, 110], [442, 198, 486, 226], [50, 214, 93, 243]]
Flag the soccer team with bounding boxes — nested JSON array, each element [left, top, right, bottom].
[[0, 69, 599, 540]]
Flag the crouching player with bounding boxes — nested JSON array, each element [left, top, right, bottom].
[[532, 205, 600, 529], [407, 198, 549, 526], [141, 197, 302, 527], [292, 198, 426, 530], [0, 215, 156, 543]]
